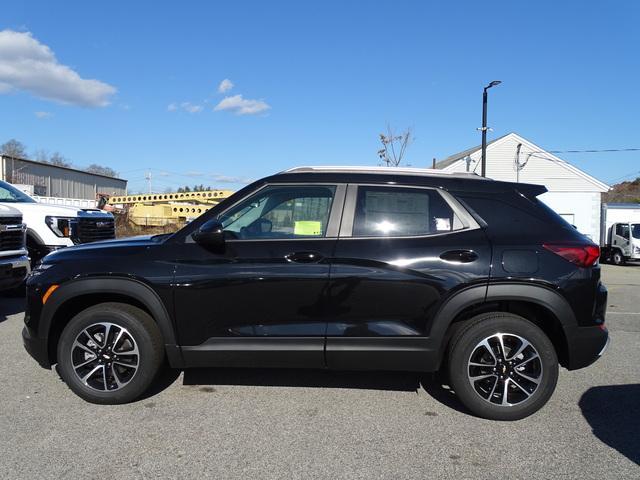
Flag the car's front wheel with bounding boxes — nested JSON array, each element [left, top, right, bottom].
[[447, 312, 559, 421], [57, 302, 164, 404]]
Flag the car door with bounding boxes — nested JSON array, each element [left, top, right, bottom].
[[173, 183, 345, 368], [614, 223, 631, 256], [325, 184, 491, 371]]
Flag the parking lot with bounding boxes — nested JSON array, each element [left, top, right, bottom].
[[0, 264, 638, 479]]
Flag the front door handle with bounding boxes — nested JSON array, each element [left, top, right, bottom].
[[440, 249, 478, 263], [285, 251, 324, 263]]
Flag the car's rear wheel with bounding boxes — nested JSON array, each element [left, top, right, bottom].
[[447, 312, 558, 421], [57, 302, 164, 404]]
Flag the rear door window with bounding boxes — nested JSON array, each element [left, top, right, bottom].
[[351, 186, 462, 237]]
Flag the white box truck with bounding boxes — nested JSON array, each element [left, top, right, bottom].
[[600, 203, 640, 265]]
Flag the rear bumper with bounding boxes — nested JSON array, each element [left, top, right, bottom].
[[22, 325, 51, 369], [565, 325, 609, 370], [0, 254, 30, 290]]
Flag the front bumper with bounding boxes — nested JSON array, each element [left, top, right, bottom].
[[22, 325, 51, 369], [0, 254, 30, 290]]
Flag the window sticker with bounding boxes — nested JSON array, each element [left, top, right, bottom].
[[294, 220, 322, 236], [435, 218, 451, 231]]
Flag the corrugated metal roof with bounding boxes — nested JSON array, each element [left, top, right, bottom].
[[0, 154, 124, 181]]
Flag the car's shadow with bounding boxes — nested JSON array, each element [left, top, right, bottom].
[[0, 295, 25, 323], [144, 366, 468, 413], [579, 384, 640, 466]]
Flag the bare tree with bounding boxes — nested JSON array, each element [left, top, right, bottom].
[[377, 125, 413, 167], [85, 164, 118, 178], [1, 139, 28, 158], [33, 149, 50, 163], [49, 152, 72, 168], [32, 149, 72, 167]]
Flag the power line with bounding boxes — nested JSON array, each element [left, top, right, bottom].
[[547, 148, 640, 154]]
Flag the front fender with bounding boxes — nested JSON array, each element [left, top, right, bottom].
[[40, 277, 182, 367]]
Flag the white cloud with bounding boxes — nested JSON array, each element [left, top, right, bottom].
[[167, 102, 203, 113], [217, 78, 234, 94], [34, 111, 52, 118], [214, 94, 270, 116], [0, 30, 116, 107], [210, 174, 253, 184], [181, 102, 203, 113]]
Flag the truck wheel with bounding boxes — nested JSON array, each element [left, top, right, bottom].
[[447, 312, 558, 421], [57, 302, 164, 404], [612, 251, 625, 266]]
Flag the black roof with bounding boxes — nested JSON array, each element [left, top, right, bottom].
[[260, 166, 546, 196]]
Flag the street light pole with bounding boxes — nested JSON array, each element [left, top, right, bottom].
[[480, 80, 501, 177]]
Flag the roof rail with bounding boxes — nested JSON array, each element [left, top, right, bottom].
[[282, 165, 487, 179]]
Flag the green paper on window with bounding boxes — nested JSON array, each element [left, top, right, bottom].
[[294, 221, 322, 236]]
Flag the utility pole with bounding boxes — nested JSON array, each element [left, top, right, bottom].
[[145, 170, 152, 193], [480, 81, 502, 177]]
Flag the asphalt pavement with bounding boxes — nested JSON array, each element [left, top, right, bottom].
[[0, 264, 638, 479]]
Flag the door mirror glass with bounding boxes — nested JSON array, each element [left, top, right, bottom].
[[193, 219, 224, 247]]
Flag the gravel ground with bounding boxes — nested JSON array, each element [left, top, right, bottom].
[[0, 264, 638, 479]]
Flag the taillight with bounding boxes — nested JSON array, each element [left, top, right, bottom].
[[543, 244, 600, 267]]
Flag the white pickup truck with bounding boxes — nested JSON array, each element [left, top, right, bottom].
[[0, 204, 30, 290], [0, 179, 115, 265]]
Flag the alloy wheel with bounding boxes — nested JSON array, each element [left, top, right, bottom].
[[467, 333, 543, 406], [70, 322, 140, 392]]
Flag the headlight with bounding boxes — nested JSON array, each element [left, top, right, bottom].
[[45, 216, 76, 237]]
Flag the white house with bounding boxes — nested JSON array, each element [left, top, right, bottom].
[[436, 132, 609, 241]]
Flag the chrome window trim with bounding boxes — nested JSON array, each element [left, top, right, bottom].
[[338, 183, 480, 239]]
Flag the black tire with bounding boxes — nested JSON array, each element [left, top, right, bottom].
[[57, 302, 164, 404], [447, 312, 558, 421], [612, 250, 625, 266]]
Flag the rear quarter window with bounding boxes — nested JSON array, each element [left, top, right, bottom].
[[455, 192, 579, 239]]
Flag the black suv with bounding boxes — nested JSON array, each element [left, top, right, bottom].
[[22, 167, 608, 420]]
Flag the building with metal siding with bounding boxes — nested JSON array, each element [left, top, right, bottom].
[[1, 155, 127, 199]]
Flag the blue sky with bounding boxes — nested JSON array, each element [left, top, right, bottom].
[[1, 1, 639, 193]]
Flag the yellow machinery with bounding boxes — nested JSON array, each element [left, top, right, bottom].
[[106, 189, 234, 227]]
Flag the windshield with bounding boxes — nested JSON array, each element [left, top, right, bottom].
[[0, 181, 36, 203], [632, 224, 640, 239]]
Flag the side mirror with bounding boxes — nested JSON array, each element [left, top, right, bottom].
[[192, 219, 224, 248]]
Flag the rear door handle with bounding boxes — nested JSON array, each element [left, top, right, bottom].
[[440, 250, 478, 263], [284, 251, 324, 263]]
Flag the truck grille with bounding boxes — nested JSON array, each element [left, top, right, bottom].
[[74, 217, 116, 243], [0, 229, 25, 252], [0, 216, 22, 226]]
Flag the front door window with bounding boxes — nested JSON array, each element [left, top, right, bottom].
[[219, 185, 336, 239]]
